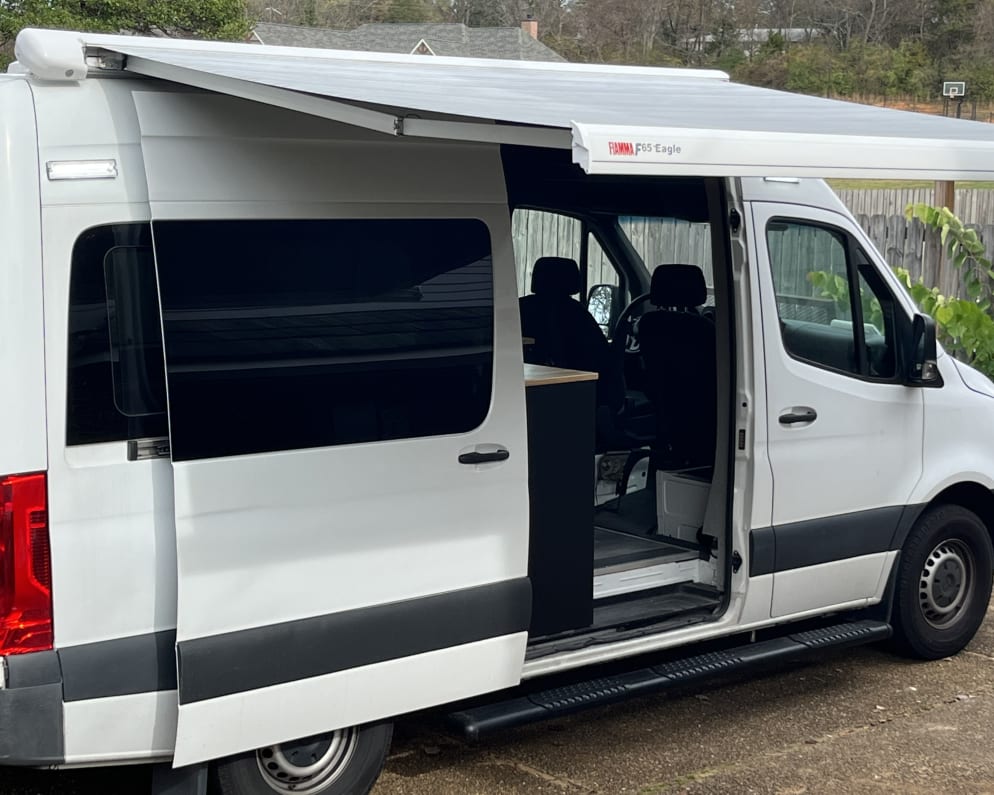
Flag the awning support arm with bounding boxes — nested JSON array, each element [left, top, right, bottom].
[[125, 54, 402, 136], [399, 117, 570, 149], [124, 53, 571, 150]]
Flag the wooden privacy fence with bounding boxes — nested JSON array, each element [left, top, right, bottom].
[[836, 188, 994, 300], [512, 190, 994, 303], [836, 188, 994, 226], [512, 210, 713, 295]]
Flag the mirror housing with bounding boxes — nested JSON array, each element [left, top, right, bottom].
[[909, 313, 942, 386], [587, 284, 621, 337]]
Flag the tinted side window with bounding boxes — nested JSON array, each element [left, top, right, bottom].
[[104, 247, 168, 416], [67, 224, 168, 445], [766, 220, 896, 379], [153, 219, 494, 462], [854, 254, 898, 379]]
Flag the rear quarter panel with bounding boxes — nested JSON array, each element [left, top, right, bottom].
[[0, 78, 47, 477]]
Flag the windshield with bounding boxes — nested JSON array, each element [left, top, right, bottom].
[[619, 216, 714, 303]]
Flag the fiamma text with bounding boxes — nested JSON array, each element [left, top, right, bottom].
[[608, 141, 683, 156]]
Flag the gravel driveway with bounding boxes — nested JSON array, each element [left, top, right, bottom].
[[3, 601, 994, 794]]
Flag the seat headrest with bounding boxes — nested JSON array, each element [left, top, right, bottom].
[[531, 257, 582, 297], [650, 264, 707, 308]]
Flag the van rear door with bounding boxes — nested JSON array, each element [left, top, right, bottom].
[[132, 92, 531, 767]]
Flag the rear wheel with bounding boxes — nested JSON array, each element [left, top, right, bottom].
[[893, 504, 993, 659], [211, 722, 392, 795]]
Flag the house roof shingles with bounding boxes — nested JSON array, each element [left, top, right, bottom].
[[252, 21, 565, 62]]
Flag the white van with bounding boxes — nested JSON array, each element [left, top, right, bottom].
[[4, 27, 994, 795]]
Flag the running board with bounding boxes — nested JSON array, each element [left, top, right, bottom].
[[449, 620, 891, 740]]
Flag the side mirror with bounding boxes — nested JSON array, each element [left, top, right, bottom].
[[587, 284, 620, 337], [909, 313, 942, 386]]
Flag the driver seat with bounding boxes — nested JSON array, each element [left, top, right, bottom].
[[638, 264, 716, 470], [519, 256, 623, 411]]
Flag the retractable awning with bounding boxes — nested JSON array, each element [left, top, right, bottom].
[[15, 28, 994, 179]]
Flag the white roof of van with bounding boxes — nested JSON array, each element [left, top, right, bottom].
[[14, 28, 994, 179]]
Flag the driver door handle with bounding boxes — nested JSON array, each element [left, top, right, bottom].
[[459, 447, 510, 465], [779, 407, 817, 425]]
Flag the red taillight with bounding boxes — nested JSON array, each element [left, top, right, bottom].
[[0, 473, 53, 655]]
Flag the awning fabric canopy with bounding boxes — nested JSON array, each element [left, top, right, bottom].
[[15, 28, 994, 179]]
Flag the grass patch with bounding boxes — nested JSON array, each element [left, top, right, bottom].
[[829, 179, 994, 190]]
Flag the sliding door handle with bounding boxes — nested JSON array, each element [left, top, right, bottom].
[[779, 407, 817, 425], [459, 447, 510, 465]]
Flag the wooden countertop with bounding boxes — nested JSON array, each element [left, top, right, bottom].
[[524, 363, 599, 387]]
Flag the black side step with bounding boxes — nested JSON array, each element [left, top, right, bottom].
[[449, 620, 890, 740]]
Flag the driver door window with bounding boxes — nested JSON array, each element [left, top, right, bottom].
[[766, 219, 897, 380]]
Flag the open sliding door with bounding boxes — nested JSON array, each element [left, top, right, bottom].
[[132, 92, 531, 766]]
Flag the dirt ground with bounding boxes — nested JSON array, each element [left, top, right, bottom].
[[371, 601, 994, 794], [2, 602, 994, 794]]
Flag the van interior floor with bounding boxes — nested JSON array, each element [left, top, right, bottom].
[[526, 582, 721, 659], [592, 582, 720, 629], [594, 528, 696, 570], [593, 528, 702, 599], [593, 471, 701, 589]]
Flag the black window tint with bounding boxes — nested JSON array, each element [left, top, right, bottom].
[[104, 247, 167, 416], [854, 253, 897, 379], [767, 219, 896, 379], [152, 219, 494, 462], [67, 225, 168, 446]]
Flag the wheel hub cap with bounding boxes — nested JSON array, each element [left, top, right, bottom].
[[919, 540, 975, 629], [256, 727, 359, 793]]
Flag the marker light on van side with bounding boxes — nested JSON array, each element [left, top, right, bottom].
[[45, 159, 118, 181], [0, 474, 53, 655]]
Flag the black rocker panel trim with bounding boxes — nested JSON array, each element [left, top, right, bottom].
[[60, 629, 178, 702], [178, 578, 532, 705], [749, 527, 776, 577], [5, 649, 61, 689], [750, 505, 921, 576], [773, 505, 901, 571]]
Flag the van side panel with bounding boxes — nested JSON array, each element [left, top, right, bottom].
[[0, 79, 47, 477]]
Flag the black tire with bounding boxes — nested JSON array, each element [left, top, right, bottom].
[[892, 504, 994, 660], [210, 722, 392, 795]]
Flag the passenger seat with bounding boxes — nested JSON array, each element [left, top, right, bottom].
[[638, 264, 716, 470]]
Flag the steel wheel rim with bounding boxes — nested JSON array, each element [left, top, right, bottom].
[[255, 727, 359, 794], [919, 539, 976, 629]]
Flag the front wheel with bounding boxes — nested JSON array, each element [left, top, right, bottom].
[[211, 722, 392, 795], [893, 504, 993, 660]]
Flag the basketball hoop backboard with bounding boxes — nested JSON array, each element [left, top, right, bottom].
[[943, 81, 966, 98]]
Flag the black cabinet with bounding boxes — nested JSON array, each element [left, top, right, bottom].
[[525, 366, 596, 637]]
